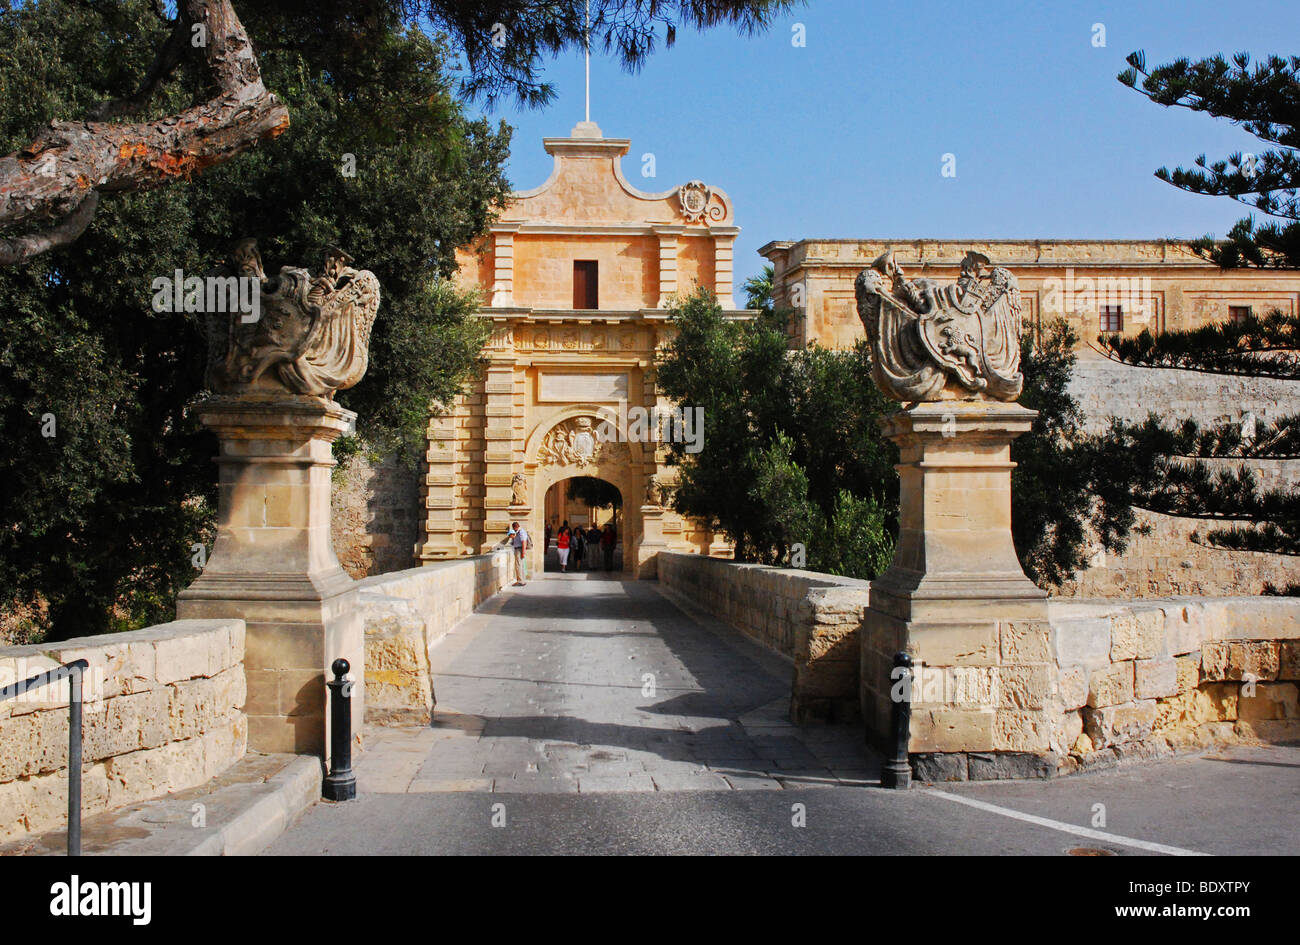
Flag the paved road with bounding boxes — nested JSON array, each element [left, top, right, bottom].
[[269, 576, 1300, 856]]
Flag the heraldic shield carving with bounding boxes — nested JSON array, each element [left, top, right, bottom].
[[854, 250, 1024, 402], [203, 239, 381, 398]]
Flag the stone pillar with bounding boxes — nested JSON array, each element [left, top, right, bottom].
[[860, 401, 1051, 755], [637, 505, 667, 578], [177, 395, 363, 760]]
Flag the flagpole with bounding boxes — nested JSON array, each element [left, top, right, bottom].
[[584, 0, 591, 123]]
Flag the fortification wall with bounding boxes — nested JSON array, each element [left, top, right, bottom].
[[1060, 354, 1297, 598], [910, 596, 1300, 781], [331, 451, 423, 579]]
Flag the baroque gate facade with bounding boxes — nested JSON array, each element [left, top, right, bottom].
[[418, 120, 751, 575]]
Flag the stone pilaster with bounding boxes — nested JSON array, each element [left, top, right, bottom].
[[653, 225, 683, 307], [636, 506, 668, 578], [479, 365, 517, 551], [420, 404, 459, 560], [176, 395, 363, 761], [490, 226, 518, 307], [710, 227, 739, 309]]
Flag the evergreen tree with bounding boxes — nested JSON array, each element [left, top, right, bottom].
[[655, 292, 1122, 585], [1119, 50, 1300, 268], [0, 1, 509, 638], [1108, 48, 1300, 567]]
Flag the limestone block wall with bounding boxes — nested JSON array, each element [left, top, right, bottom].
[[657, 552, 869, 722], [909, 597, 1300, 781], [0, 619, 246, 841], [1059, 356, 1299, 598], [356, 549, 512, 723], [331, 451, 423, 578]]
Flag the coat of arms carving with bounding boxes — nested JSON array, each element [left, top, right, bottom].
[[202, 239, 380, 398], [537, 416, 629, 468], [854, 250, 1023, 402], [678, 180, 720, 223]]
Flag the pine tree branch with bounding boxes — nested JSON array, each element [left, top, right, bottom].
[[0, 0, 289, 266]]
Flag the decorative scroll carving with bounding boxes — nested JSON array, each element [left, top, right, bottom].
[[677, 180, 724, 223], [536, 416, 629, 468], [203, 239, 380, 397], [854, 250, 1023, 402]]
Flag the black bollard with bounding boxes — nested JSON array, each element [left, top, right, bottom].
[[881, 651, 913, 789], [322, 658, 357, 801]]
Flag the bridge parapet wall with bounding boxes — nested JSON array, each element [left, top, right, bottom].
[[658, 552, 1300, 778], [0, 618, 246, 841], [356, 549, 512, 723], [657, 552, 868, 723]]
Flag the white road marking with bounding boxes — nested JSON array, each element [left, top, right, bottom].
[[924, 789, 1211, 856]]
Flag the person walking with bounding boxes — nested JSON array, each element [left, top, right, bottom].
[[509, 520, 531, 586], [601, 522, 616, 572], [556, 525, 571, 573], [572, 525, 585, 571], [586, 525, 601, 569]]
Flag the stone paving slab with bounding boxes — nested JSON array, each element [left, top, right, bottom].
[[350, 578, 880, 794]]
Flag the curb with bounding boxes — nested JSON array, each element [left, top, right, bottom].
[[187, 755, 322, 856]]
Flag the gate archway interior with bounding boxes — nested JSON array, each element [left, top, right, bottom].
[[542, 475, 625, 572]]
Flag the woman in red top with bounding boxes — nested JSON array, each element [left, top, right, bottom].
[[556, 525, 571, 572]]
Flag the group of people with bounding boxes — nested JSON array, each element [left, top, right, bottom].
[[546, 521, 617, 573]]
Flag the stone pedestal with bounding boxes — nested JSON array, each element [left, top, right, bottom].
[[177, 395, 363, 760], [636, 506, 667, 578], [861, 402, 1051, 754]]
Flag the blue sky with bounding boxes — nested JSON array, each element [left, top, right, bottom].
[[468, 0, 1300, 288]]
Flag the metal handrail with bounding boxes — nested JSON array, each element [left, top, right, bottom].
[[0, 659, 89, 855]]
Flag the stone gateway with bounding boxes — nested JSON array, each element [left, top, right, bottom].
[[420, 121, 749, 575]]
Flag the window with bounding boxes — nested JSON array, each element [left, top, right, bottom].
[[1229, 305, 1252, 326], [1100, 305, 1123, 333], [573, 261, 599, 310]]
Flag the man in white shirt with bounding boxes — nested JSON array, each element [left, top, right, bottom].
[[509, 521, 531, 586]]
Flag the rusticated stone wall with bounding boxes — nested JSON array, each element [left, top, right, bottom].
[[0, 618, 246, 841], [357, 550, 512, 724], [910, 596, 1300, 781], [331, 451, 423, 579], [1059, 355, 1299, 599], [657, 552, 868, 722]]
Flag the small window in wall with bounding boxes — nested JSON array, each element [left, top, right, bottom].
[[1229, 305, 1252, 326], [1100, 304, 1123, 333], [573, 261, 599, 310]]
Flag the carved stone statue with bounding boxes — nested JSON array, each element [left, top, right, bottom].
[[644, 475, 663, 507], [510, 473, 528, 507], [203, 239, 380, 397], [854, 250, 1023, 402]]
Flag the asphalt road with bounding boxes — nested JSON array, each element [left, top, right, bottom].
[[268, 577, 1299, 856], [266, 743, 1297, 856]]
